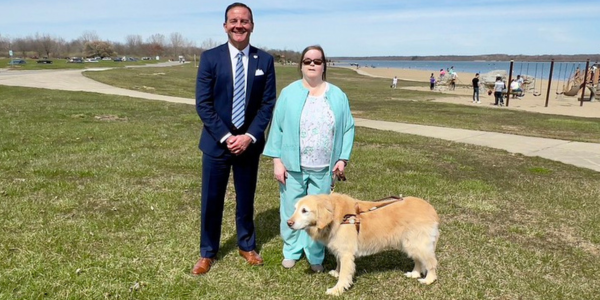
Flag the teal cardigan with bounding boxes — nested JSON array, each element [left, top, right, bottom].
[[263, 80, 355, 173]]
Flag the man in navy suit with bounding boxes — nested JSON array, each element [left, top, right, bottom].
[[192, 2, 276, 275]]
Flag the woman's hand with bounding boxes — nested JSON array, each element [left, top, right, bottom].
[[333, 160, 346, 173], [332, 160, 347, 181], [273, 158, 287, 184]]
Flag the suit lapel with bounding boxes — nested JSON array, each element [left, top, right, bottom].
[[246, 46, 259, 104], [222, 44, 234, 104]]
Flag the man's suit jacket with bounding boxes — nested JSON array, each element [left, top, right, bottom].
[[195, 43, 277, 157]]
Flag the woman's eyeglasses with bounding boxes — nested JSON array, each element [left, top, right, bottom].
[[302, 58, 324, 66]]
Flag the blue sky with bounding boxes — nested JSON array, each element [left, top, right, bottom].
[[2, 0, 599, 57]]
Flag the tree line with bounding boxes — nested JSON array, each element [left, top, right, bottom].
[[2, 31, 596, 63], [0, 31, 302, 62]]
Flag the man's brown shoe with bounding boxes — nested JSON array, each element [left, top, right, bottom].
[[191, 257, 216, 275], [238, 249, 264, 266]]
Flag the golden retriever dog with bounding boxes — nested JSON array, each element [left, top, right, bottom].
[[287, 193, 439, 296]]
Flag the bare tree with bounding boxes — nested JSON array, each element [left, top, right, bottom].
[[53, 37, 68, 58], [147, 34, 166, 57], [182, 40, 198, 57], [200, 38, 219, 51], [34, 33, 59, 58], [125, 34, 143, 56], [79, 30, 100, 44], [13, 36, 34, 57], [112, 42, 126, 57], [147, 34, 166, 47], [170, 32, 186, 57], [0, 34, 10, 56]]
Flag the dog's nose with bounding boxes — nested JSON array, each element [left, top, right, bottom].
[[287, 219, 294, 228]]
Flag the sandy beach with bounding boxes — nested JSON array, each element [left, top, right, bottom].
[[339, 66, 600, 118]]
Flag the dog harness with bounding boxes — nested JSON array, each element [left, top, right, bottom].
[[341, 195, 404, 233]]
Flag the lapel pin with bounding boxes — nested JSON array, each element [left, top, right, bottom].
[[253, 55, 258, 59]]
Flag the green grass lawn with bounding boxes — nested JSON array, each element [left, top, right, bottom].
[[1, 82, 599, 299], [1, 57, 160, 71], [83, 64, 600, 143]]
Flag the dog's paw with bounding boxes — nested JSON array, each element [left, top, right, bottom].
[[418, 277, 436, 285], [328, 270, 339, 278], [326, 286, 344, 296], [404, 271, 421, 279]]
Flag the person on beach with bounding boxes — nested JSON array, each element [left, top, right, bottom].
[[192, 2, 277, 275], [472, 73, 480, 103], [430, 73, 436, 90], [516, 75, 524, 97], [516, 74, 524, 87], [391, 76, 398, 88], [510, 79, 522, 99], [450, 72, 457, 91], [263, 45, 355, 273], [494, 76, 505, 106]]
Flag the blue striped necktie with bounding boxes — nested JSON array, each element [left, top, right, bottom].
[[232, 51, 245, 128]]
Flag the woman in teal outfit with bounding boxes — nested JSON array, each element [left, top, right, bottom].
[[263, 45, 355, 272]]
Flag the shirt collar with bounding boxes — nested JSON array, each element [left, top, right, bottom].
[[228, 43, 250, 60]]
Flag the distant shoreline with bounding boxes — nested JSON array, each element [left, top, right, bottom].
[[331, 54, 600, 63]]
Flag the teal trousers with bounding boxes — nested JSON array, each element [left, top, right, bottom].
[[279, 168, 331, 265]]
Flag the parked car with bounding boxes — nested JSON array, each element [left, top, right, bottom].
[[85, 58, 99, 63], [9, 59, 26, 65], [113, 57, 124, 62], [67, 57, 83, 63], [101, 57, 112, 61], [141, 57, 151, 60], [37, 59, 53, 64], [127, 57, 139, 62]]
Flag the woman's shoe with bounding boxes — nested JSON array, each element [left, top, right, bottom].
[[282, 259, 296, 269], [310, 264, 324, 273]]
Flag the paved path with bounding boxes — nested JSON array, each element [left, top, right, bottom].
[[1, 65, 599, 172]]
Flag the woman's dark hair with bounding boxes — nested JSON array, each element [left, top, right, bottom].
[[225, 2, 253, 23], [298, 45, 327, 81]]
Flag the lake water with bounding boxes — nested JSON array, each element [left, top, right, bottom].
[[336, 60, 590, 81]]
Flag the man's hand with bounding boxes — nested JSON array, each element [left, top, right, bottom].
[[227, 135, 252, 155]]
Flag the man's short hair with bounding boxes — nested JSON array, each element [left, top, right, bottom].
[[225, 2, 254, 23]]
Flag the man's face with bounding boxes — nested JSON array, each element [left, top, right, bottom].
[[224, 6, 253, 50]]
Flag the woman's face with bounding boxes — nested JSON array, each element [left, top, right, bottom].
[[301, 49, 324, 81]]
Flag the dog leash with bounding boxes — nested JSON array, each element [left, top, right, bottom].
[[330, 169, 346, 192]]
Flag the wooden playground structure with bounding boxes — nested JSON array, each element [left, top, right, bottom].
[[559, 63, 598, 101]]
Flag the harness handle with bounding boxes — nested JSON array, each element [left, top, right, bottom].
[[340, 195, 404, 233]]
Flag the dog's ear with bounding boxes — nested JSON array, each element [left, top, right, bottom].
[[316, 195, 334, 230]]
